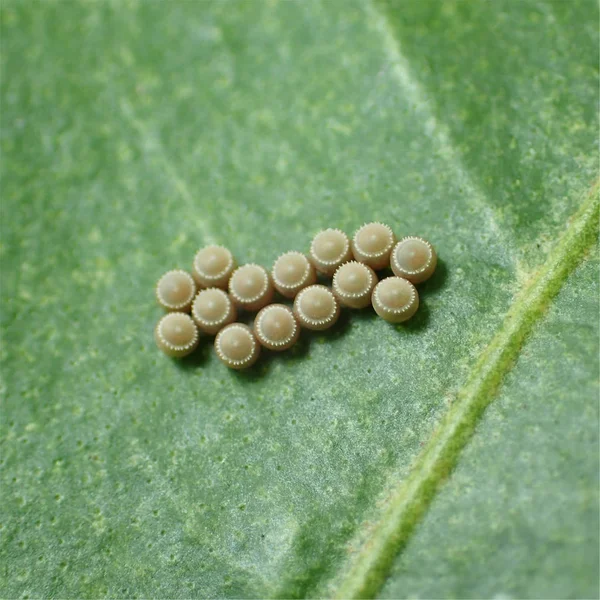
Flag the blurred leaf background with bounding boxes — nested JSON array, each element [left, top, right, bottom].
[[1, 1, 598, 598]]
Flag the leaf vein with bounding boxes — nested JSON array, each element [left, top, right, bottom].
[[332, 179, 599, 598], [120, 99, 216, 245], [364, 0, 514, 267]]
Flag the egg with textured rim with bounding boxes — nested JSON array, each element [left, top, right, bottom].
[[192, 245, 236, 289], [191, 288, 237, 335], [254, 304, 300, 351], [332, 261, 378, 309], [156, 270, 196, 312], [214, 323, 261, 369], [351, 222, 396, 270], [228, 264, 274, 312], [272, 251, 316, 298], [309, 228, 353, 276], [372, 276, 419, 323], [293, 284, 340, 330], [391, 236, 437, 284], [155, 312, 200, 357]]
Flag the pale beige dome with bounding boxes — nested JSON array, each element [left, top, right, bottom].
[[192, 288, 237, 335], [155, 312, 200, 357], [332, 261, 378, 308], [272, 251, 316, 298], [156, 270, 196, 312], [372, 277, 419, 323], [293, 284, 340, 330], [309, 229, 353, 276], [254, 304, 300, 351], [228, 264, 274, 312], [214, 323, 260, 369], [192, 245, 236, 289], [352, 222, 396, 270], [391, 237, 437, 284]]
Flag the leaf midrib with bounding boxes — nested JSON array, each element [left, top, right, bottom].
[[321, 2, 600, 596], [331, 182, 598, 598]]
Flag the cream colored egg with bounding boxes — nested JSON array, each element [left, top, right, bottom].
[[214, 323, 261, 369], [272, 251, 316, 298], [293, 284, 340, 330], [372, 277, 419, 323], [155, 312, 200, 357], [351, 222, 396, 270], [309, 229, 353, 276], [228, 264, 274, 312], [332, 261, 378, 309], [192, 245, 236, 289], [254, 304, 300, 351], [391, 237, 437, 284], [191, 288, 237, 335], [156, 270, 196, 312]]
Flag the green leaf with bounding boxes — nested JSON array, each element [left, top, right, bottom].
[[378, 246, 599, 600], [0, 1, 597, 598]]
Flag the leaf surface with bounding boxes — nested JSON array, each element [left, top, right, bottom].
[[0, 1, 597, 598]]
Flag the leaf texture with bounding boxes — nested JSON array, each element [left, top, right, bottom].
[[0, 1, 597, 597]]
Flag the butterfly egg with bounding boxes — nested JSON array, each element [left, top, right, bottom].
[[254, 304, 300, 351], [293, 284, 340, 331], [192, 288, 237, 335], [156, 269, 196, 312], [155, 312, 200, 357], [332, 261, 378, 309], [372, 277, 419, 323], [192, 245, 236, 289], [228, 264, 274, 312], [352, 222, 396, 270], [391, 237, 437, 284], [214, 323, 260, 369], [272, 251, 316, 298], [309, 228, 353, 276]]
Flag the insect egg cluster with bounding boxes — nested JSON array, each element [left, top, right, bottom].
[[154, 225, 437, 369]]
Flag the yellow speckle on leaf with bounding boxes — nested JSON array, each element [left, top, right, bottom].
[[88, 228, 102, 243], [327, 119, 352, 136], [169, 232, 188, 252]]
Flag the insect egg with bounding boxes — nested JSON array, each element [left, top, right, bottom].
[[372, 277, 419, 323], [214, 323, 260, 369], [309, 228, 353, 276], [192, 245, 236, 289], [228, 264, 274, 312], [254, 304, 300, 351], [391, 237, 437, 284], [192, 288, 237, 335], [155, 312, 200, 357], [156, 270, 196, 312], [351, 222, 396, 270], [272, 251, 316, 298], [293, 285, 340, 330], [332, 261, 378, 308]]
